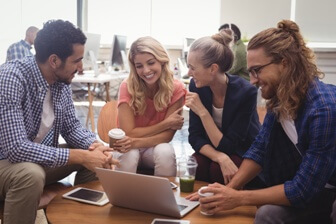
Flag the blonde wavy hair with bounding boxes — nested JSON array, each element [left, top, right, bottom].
[[248, 20, 324, 119], [127, 36, 174, 115]]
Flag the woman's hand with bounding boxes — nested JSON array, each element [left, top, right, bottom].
[[166, 107, 184, 130], [185, 191, 200, 201], [185, 92, 207, 117], [217, 153, 238, 185], [113, 136, 133, 153]]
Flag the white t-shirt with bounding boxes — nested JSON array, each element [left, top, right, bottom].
[[34, 88, 55, 143], [279, 117, 298, 146]]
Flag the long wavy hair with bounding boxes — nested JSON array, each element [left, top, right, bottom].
[[127, 36, 174, 115], [248, 20, 324, 119]]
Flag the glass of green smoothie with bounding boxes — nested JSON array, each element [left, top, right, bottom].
[[178, 156, 198, 193]]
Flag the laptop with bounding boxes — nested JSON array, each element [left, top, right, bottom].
[[95, 168, 199, 218]]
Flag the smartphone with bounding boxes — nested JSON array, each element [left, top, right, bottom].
[[170, 182, 178, 189], [151, 218, 190, 224], [62, 187, 109, 206]]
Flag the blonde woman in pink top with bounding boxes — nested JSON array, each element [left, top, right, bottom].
[[113, 36, 186, 176]]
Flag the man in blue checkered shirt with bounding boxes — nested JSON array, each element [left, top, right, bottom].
[[6, 26, 39, 62], [187, 20, 336, 224], [0, 20, 119, 224]]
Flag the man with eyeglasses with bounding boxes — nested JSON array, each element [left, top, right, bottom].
[[188, 20, 336, 224]]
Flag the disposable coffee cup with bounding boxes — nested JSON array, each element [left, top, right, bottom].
[[108, 128, 125, 148], [198, 186, 214, 216]]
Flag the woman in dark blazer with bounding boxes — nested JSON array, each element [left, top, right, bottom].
[[185, 31, 260, 185]]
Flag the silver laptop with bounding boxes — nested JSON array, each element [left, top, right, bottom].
[[95, 168, 199, 218]]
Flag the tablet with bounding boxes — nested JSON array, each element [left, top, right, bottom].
[[62, 187, 109, 206], [151, 219, 190, 224], [170, 182, 178, 189]]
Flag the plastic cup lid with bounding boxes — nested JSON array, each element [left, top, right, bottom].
[[198, 186, 214, 197], [108, 128, 125, 139]]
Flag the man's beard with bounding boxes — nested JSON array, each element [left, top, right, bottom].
[[55, 70, 77, 85]]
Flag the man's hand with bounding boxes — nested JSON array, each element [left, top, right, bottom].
[[84, 144, 119, 171], [88, 142, 119, 168], [69, 144, 119, 172], [199, 183, 241, 214], [88, 141, 105, 151]]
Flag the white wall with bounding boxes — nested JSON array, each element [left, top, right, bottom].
[[219, 0, 336, 85], [220, 0, 291, 40], [0, 0, 77, 64], [314, 50, 336, 85], [296, 0, 336, 43], [220, 0, 336, 43], [87, 0, 220, 46]]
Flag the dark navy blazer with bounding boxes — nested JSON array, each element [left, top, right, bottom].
[[188, 74, 260, 157]]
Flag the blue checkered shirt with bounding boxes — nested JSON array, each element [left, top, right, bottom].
[[6, 40, 33, 62], [0, 56, 96, 167], [244, 79, 336, 208]]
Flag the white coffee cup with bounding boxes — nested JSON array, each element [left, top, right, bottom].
[[108, 128, 125, 148], [198, 186, 215, 216]]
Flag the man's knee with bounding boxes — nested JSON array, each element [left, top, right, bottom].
[[3, 162, 45, 202], [14, 163, 45, 190], [255, 205, 284, 224], [331, 199, 336, 224]]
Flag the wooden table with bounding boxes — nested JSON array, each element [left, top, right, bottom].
[[46, 177, 256, 224], [72, 71, 128, 131]]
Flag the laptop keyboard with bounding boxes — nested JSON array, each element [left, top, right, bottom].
[[177, 204, 188, 211]]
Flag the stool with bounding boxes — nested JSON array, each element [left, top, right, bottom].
[[0, 181, 72, 221]]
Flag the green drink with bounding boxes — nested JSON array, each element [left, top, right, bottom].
[[179, 176, 195, 193], [178, 156, 198, 193]]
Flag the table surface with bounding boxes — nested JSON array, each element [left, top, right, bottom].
[[46, 177, 256, 224]]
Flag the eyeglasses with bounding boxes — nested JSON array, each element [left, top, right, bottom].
[[248, 61, 274, 79]]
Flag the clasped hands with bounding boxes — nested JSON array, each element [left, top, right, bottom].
[[88, 142, 120, 170]]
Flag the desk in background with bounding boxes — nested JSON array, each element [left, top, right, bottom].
[[72, 71, 128, 132]]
